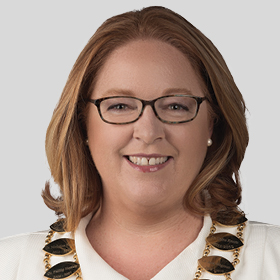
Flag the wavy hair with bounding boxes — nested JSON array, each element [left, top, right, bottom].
[[42, 6, 249, 231]]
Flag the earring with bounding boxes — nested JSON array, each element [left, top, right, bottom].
[[207, 139, 213, 147], [85, 139, 89, 145]]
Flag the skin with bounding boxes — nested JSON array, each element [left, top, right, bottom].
[[86, 39, 213, 279]]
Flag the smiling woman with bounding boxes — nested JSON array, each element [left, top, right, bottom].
[[86, 39, 212, 218], [1, 5, 280, 280]]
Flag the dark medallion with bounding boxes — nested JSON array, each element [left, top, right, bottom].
[[44, 261, 80, 279], [50, 219, 66, 233], [207, 232, 243, 251], [215, 212, 247, 227], [43, 238, 75, 256], [198, 256, 235, 275]]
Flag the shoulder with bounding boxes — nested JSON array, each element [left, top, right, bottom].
[[247, 220, 280, 254], [0, 230, 47, 245], [0, 230, 48, 254], [242, 221, 280, 277], [0, 231, 48, 279], [247, 220, 280, 242]]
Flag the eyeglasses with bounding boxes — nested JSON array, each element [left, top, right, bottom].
[[88, 95, 207, 125]]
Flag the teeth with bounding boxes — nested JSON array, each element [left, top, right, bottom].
[[129, 156, 168, 166]]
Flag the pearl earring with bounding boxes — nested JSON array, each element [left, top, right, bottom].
[[207, 139, 213, 147]]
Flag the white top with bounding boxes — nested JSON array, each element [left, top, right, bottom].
[[1, 213, 280, 279]]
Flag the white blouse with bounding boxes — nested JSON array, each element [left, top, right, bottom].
[[1, 213, 280, 279]]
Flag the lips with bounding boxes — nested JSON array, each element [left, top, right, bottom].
[[125, 154, 172, 173]]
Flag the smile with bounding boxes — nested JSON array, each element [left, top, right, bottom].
[[128, 156, 169, 166]]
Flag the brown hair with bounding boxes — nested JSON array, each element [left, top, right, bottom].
[[42, 6, 249, 231]]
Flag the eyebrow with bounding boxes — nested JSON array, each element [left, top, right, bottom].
[[164, 88, 193, 96], [98, 88, 194, 98], [99, 89, 135, 97]]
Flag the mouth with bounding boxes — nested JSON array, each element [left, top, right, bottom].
[[127, 156, 170, 166]]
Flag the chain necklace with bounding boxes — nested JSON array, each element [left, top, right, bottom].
[[43, 213, 247, 280], [193, 213, 247, 280], [43, 220, 82, 280]]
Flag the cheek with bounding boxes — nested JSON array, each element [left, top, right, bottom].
[[174, 120, 210, 170], [87, 110, 110, 168], [180, 131, 208, 158], [86, 110, 131, 171]]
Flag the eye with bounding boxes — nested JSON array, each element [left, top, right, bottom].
[[168, 103, 189, 111], [107, 103, 129, 111]]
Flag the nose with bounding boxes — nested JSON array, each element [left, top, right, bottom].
[[133, 105, 165, 144]]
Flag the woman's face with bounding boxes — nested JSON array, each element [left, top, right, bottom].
[[87, 39, 212, 212]]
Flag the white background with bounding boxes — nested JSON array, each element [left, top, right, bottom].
[[0, 1, 279, 239]]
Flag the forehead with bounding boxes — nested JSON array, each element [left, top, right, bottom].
[[92, 39, 204, 99]]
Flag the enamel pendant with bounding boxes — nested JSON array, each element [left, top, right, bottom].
[[50, 219, 66, 233], [206, 232, 244, 251], [215, 212, 247, 227], [44, 261, 80, 279], [43, 238, 75, 256], [198, 256, 235, 275]]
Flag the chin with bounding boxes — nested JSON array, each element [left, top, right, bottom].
[[123, 182, 181, 210]]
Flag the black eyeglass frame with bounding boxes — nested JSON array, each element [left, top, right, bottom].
[[87, 94, 208, 125]]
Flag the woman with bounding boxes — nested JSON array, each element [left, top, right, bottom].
[[1, 6, 279, 280]]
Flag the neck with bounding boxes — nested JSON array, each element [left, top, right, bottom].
[[86, 198, 203, 251], [86, 200, 203, 280]]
